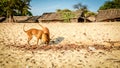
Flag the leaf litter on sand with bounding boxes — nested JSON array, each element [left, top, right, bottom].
[[9, 44, 120, 51]]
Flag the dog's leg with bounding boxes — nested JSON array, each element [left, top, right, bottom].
[[36, 38, 39, 45], [36, 34, 41, 45], [27, 35, 32, 45]]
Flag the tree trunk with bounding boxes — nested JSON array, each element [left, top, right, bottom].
[[8, 16, 10, 23], [69, 19, 71, 23], [11, 15, 15, 22], [8, 15, 15, 23]]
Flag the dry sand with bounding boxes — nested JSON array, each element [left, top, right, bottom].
[[0, 22, 120, 68]]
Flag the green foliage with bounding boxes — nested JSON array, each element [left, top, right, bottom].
[[99, 0, 120, 10], [56, 9, 72, 13], [0, 0, 32, 22], [84, 11, 96, 17], [0, 0, 32, 17], [62, 12, 75, 22], [56, 9, 75, 22], [56, 9, 61, 13]]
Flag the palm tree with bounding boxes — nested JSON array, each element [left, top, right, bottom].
[[0, 1, 6, 17], [18, 0, 32, 16], [5, 0, 17, 22], [0, 0, 32, 23]]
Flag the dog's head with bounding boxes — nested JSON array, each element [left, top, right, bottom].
[[42, 33, 50, 44]]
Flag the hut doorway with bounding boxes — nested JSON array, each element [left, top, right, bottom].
[[115, 18, 120, 21], [78, 17, 84, 22]]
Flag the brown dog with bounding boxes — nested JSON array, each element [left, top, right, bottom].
[[23, 24, 50, 45], [23, 24, 43, 45], [38, 24, 50, 44]]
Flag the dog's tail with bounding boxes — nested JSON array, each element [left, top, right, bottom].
[[23, 24, 26, 32], [38, 23, 44, 29]]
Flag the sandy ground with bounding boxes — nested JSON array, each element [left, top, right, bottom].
[[0, 22, 120, 68]]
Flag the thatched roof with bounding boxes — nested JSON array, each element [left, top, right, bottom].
[[18, 16, 41, 23], [39, 13, 63, 21], [87, 16, 96, 22], [14, 16, 29, 21], [39, 11, 83, 21], [72, 10, 83, 18], [96, 9, 120, 21]]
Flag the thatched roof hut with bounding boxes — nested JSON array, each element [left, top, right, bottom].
[[0, 16, 41, 23], [39, 10, 95, 23], [39, 12, 63, 22], [39, 11, 88, 23], [96, 9, 120, 22], [70, 11, 84, 22]]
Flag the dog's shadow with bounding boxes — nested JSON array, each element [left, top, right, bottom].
[[50, 37, 64, 44]]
